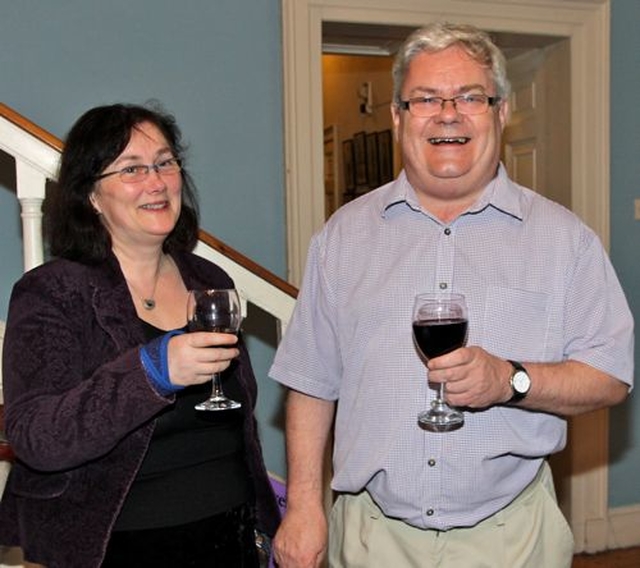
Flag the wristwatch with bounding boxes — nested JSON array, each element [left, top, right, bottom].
[[507, 360, 531, 403]]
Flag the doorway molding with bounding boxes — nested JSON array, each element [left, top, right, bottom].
[[281, 0, 611, 553]]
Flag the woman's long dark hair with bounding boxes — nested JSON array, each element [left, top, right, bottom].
[[45, 102, 200, 262]]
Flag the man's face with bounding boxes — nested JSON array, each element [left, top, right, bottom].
[[392, 45, 508, 214]]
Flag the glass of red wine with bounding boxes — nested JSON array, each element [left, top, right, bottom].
[[187, 288, 242, 411], [412, 292, 468, 431]]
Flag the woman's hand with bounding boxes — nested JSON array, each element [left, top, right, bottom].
[[166, 332, 239, 387]]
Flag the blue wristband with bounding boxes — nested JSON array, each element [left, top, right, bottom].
[[140, 329, 186, 396]]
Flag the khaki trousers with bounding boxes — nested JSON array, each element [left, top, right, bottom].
[[328, 462, 574, 568]]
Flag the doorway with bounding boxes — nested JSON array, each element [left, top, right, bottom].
[[281, 0, 612, 553]]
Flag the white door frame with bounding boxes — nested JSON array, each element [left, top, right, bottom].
[[281, 0, 611, 553]]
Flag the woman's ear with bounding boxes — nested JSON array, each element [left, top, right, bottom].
[[89, 193, 102, 215]]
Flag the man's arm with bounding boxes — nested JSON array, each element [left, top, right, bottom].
[[429, 349, 630, 416], [502, 358, 629, 415], [273, 389, 336, 568]]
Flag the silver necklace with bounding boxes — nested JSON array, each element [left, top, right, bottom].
[[130, 257, 163, 311]]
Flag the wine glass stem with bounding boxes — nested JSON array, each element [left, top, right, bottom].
[[210, 373, 226, 401], [438, 383, 446, 404]]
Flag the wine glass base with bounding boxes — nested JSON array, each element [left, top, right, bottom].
[[418, 410, 464, 432], [195, 398, 242, 411]]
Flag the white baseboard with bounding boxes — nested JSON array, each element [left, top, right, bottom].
[[607, 504, 640, 549]]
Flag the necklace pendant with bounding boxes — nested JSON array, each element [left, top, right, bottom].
[[142, 298, 156, 310]]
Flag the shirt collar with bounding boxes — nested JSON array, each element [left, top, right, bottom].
[[381, 163, 525, 222]]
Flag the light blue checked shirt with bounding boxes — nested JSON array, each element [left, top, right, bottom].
[[269, 164, 634, 530]]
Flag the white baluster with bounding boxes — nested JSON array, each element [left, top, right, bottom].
[[15, 160, 45, 272]]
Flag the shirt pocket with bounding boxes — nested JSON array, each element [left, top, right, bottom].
[[480, 286, 550, 361]]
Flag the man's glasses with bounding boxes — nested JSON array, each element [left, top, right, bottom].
[[95, 157, 182, 184], [398, 94, 501, 118]]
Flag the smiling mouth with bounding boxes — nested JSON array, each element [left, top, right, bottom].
[[428, 137, 470, 145], [141, 202, 167, 211]]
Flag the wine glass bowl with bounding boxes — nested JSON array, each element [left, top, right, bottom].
[[187, 289, 242, 411], [412, 293, 468, 432]]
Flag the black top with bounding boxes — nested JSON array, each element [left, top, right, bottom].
[[113, 320, 253, 530], [0, 251, 279, 567]]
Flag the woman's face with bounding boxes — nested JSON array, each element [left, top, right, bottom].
[[90, 121, 182, 251]]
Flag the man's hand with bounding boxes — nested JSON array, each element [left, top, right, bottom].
[[273, 504, 327, 568], [426, 346, 512, 408]]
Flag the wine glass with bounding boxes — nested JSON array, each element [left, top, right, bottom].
[[412, 292, 468, 432], [187, 288, 242, 411]]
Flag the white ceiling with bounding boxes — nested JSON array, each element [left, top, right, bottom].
[[322, 22, 564, 58]]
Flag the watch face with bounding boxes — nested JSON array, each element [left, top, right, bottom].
[[513, 371, 531, 393]]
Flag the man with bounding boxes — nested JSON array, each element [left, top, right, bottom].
[[269, 22, 633, 568]]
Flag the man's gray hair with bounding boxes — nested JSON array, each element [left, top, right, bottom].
[[392, 22, 511, 105]]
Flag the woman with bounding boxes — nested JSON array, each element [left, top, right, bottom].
[[0, 103, 280, 567]]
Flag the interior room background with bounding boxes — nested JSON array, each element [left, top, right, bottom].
[[1, 0, 639, 531]]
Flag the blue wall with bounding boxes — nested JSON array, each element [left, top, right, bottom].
[[1, 0, 640, 508], [608, 0, 640, 508]]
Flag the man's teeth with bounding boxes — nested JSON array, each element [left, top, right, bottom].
[[429, 137, 469, 144]]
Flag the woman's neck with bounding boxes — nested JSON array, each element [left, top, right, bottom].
[[113, 246, 166, 312]]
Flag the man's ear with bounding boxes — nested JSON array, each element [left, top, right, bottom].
[[391, 102, 401, 143], [498, 98, 510, 131]]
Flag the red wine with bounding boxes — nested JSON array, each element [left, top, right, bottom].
[[188, 321, 237, 334], [412, 318, 468, 359]]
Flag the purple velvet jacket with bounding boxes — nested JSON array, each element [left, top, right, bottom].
[[0, 251, 280, 567]]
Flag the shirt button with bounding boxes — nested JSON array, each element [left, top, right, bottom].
[[439, 282, 448, 290], [444, 227, 451, 235], [426, 509, 434, 516], [428, 459, 436, 467]]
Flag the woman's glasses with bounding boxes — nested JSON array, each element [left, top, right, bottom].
[[95, 157, 182, 183]]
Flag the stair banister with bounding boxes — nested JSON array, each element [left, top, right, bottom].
[[0, 104, 62, 272]]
